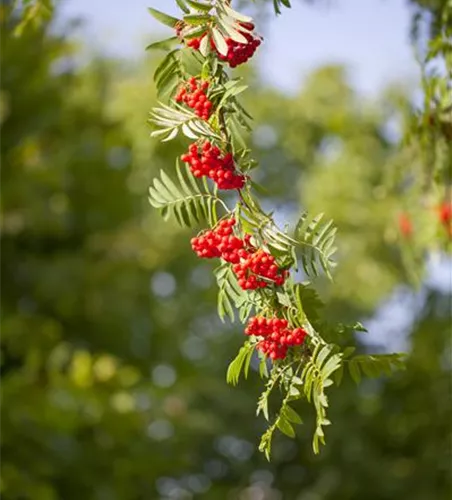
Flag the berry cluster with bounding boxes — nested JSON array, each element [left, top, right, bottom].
[[191, 218, 243, 263], [245, 316, 307, 360], [233, 249, 288, 290], [175, 77, 213, 120], [181, 141, 246, 190], [191, 218, 288, 290], [217, 24, 262, 68], [183, 23, 261, 68]]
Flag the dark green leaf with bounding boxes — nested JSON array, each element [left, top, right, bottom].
[[349, 360, 361, 384]]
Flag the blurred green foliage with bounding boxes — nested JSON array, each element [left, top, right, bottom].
[[1, 3, 451, 500], [6, 0, 53, 36]]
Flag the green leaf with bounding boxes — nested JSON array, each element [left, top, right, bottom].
[[294, 212, 337, 279], [276, 291, 291, 307], [179, 47, 204, 75], [257, 392, 269, 420], [243, 346, 255, 379], [226, 343, 254, 385], [303, 364, 316, 401], [272, 0, 292, 14], [201, 59, 211, 80], [294, 283, 324, 323], [218, 16, 248, 44], [183, 14, 212, 25], [221, 4, 253, 23], [352, 322, 368, 333], [237, 203, 337, 280], [218, 290, 234, 322], [185, 0, 213, 12], [176, 0, 190, 13], [273, 0, 282, 15], [199, 34, 211, 57], [146, 37, 179, 51], [258, 429, 273, 462], [226, 348, 246, 385], [214, 262, 251, 322], [360, 358, 380, 378], [153, 50, 179, 94], [276, 417, 295, 438], [283, 405, 303, 425], [289, 385, 301, 397], [228, 115, 248, 150], [211, 27, 228, 56], [321, 354, 342, 379], [150, 102, 220, 142], [348, 360, 361, 384], [333, 365, 344, 386], [219, 84, 248, 106], [348, 353, 406, 380], [259, 356, 269, 379], [250, 180, 269, 195], [156, 73, 179, 100], [343, 346, 356, 358], [315, 344, 334, 370], [180, 24, 208, 39], [148, 8, 180, 28], [148, 162, 225, 227]]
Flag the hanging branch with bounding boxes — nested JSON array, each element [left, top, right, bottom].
[[147, 0, 405, 458]]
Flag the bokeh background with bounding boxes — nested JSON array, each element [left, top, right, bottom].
[[1, 0, 451, 499]]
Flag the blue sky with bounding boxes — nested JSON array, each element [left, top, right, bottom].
[[59, 0, 419, 96]]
